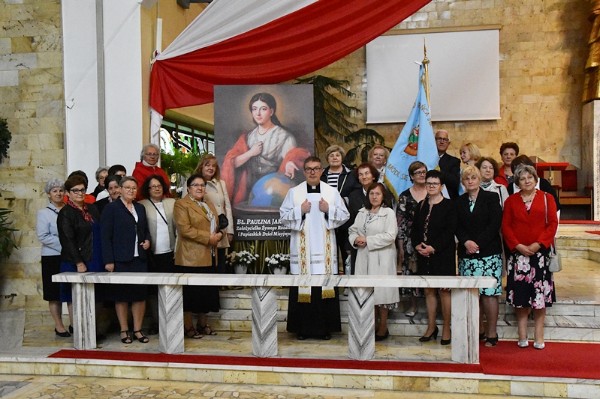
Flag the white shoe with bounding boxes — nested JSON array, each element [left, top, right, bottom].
[[533, 342, 545, 350], [517, 339, 529, 348]]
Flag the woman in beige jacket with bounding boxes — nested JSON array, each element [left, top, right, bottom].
[[174, 174, 223, 339], [194, 154, 234, 273]]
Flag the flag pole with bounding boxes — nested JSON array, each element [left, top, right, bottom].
[[422, 39, 431, 106]]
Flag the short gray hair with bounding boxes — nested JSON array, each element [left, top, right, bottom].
[[44, 178, 64, 194], [325, 145, 346, 159], [514, 164, 538, 186], [140, 143, 160, 161], [119, 176, 138, 187], [95, 166, 108, 181]]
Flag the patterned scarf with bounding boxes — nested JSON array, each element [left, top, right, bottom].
[[66, 197, 94, 223]]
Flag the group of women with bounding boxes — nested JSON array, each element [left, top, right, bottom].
[[341, 142, 558, 349], [36, 153, 233, 343], [36, 132, 558, 349]]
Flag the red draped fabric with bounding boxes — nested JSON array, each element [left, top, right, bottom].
[[150, 0, 430, 114]]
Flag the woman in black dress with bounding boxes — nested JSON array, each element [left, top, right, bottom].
[[411, 170, 457, 345], [396, 161, 428, 317], [57, 175, 104, 334]]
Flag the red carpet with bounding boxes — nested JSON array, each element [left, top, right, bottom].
[[561, 220, 600, 225], [49, 340, 600, 380], [479, 341, 600, 380], [585, 230, 600, 235]]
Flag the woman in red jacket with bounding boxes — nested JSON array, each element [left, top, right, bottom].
[[502, 164, 558, 350]]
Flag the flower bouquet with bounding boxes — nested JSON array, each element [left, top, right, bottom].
[[226, 250, 259, 274], [265, 253, 290, 275]]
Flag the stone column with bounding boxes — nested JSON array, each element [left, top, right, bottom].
[[581, 0, 600, 220], [581, 101, 600, 220]]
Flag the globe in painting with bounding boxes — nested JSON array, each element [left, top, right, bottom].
[[249, 172, 294, 208]]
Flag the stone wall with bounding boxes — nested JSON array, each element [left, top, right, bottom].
[[0, 0, 591, 309], [309, 0, 589, 184], [0, 0, 64, 309]]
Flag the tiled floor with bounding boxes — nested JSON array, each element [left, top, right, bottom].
[[0, 225, 598, 398], [0, 374, 539, 399]]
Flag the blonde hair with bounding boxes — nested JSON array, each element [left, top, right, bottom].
[[368, 145, 389, 163], [460, 142, 481, 163], [461, 165, 481, 182]]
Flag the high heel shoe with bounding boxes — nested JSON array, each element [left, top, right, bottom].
[[133, 330, 149, 343], [375, 329, 389, 341], [419, 326, 438, 342], [120, 330, 132, 344], [441, 338, 452, 346], [55, 328, 71, 338]]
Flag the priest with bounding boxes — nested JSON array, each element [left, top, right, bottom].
[[280, 156, 350, 340]]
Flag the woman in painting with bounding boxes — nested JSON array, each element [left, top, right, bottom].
[[221, 92, 309, 206]]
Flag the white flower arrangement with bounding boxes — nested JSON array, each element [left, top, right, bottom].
[[226, 250, 259, 266], [265, 253, 290, 269]]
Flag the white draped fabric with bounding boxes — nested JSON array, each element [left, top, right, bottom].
[[155, 0, 317, 60]]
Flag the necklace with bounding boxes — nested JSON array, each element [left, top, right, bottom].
[[520, 191, 535, 204], [258, 126, 274, 135]]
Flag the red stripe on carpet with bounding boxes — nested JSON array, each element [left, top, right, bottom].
[[48, 341, 600, 379], [49, 349, 481, 373], [585, 230, 600, 235]]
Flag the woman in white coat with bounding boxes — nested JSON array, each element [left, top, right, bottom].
[[349, 182, 399, 341]]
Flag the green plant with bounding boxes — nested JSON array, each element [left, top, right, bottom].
[[343, 128, 389, 169], [0, 118, 11, 164], [0, 208, 18, 262], [160, 147, 203, 178], [295, 75, 361, 158]]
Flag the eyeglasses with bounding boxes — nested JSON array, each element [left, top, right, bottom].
[[70, 188, 86, 194], [189, 183, 206, 188], [412, 170, 427, 176], [435, 138, 450, 143], [149, 185, 162, 189], [122, 186, 137, 191], [425, 182, 441, 187], [145, 153, 159, 157], [304, 167, 322, 173]]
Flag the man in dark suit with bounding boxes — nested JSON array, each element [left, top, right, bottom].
[[436, 129, 461, 199]]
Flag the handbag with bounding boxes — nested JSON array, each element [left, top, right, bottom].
[[218, 213, 229, 230], [548, 245, 562, 272], [543, 193, 561, 272]]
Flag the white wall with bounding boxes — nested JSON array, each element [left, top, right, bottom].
[[62, 0, 144, 183]]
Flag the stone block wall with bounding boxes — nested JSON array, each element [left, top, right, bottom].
[[0, 0, 64, 309], [309, 0, 589, 185]]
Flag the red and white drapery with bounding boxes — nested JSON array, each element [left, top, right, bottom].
[[149, 0, 430, 138]]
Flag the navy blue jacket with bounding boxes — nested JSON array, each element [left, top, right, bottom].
[[101, 199, 150, 263]]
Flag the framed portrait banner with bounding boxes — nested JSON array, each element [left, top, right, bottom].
[[215, 84, 315, 240]]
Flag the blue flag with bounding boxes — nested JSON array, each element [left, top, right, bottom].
[[384, 64, 438, 199]]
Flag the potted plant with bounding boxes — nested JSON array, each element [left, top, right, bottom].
[[0, 208, 18, 263], [265, 253, 290, 275], [160, 147, 203, 197], [0, 118, 12, 164], [226, 249, 259, 275]]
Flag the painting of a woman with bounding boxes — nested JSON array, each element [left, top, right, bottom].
[[221, 92, 309, 207]]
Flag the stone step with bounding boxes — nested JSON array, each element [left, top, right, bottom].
[[218, 289, 600, 316], [210, 289, 600, 342]]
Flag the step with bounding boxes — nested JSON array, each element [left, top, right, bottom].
[[209, 289, 600, 342]]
